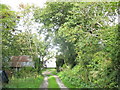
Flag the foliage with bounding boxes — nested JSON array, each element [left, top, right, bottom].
[[13, 67, 37, 78], [1, 1, 119, 88], [34, 2, 119, 88], [1, 4, 19, 68], [58, 25, 118, 88], [1, 4, 48, 75]]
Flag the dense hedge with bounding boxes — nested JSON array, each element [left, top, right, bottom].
[[58, 25, 119, 88]]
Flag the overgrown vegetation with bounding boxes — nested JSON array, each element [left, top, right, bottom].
[[1, 1, 119, 88], [58, 72, 75, 88], [34, 2, 119, 88], [1, 3, 48, 75], [57, 26, 119, 88], [4, 75, 44, 88], [1, 3, 47, 88]]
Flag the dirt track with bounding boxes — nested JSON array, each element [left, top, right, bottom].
[[40, 70, 68, 89]]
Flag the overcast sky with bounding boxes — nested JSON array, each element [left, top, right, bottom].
[[1, 0, 47, 11], [1, 0, 48, 36]]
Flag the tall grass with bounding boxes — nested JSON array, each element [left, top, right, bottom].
[[4, 75, 44, 88]]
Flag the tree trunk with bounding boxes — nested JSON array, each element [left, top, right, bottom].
[[38, 58, 40, 74]]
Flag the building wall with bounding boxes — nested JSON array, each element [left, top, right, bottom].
[[20, 62, 34, 67], [46, 58, 56, 68]]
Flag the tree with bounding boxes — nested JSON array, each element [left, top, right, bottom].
[[1, 4, 19, 69], [34, 2, 119, 88], [34, 2, 118, 67], [15, 4, 48, 74], [1, 3, 48, 75]]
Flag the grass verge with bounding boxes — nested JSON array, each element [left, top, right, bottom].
[[4, 75, 44, 88], [59, 78, 76, 88], [58, 72, 76, 88]]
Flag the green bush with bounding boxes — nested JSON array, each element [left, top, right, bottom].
[[13, 67, 37, 78]]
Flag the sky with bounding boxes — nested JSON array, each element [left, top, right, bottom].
[[1, 0, 47, 11]]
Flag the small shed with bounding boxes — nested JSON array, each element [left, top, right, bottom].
[[10, 55, 34, 71]]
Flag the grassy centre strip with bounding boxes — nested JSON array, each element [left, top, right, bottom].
[[48, 76, 60, 88]]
